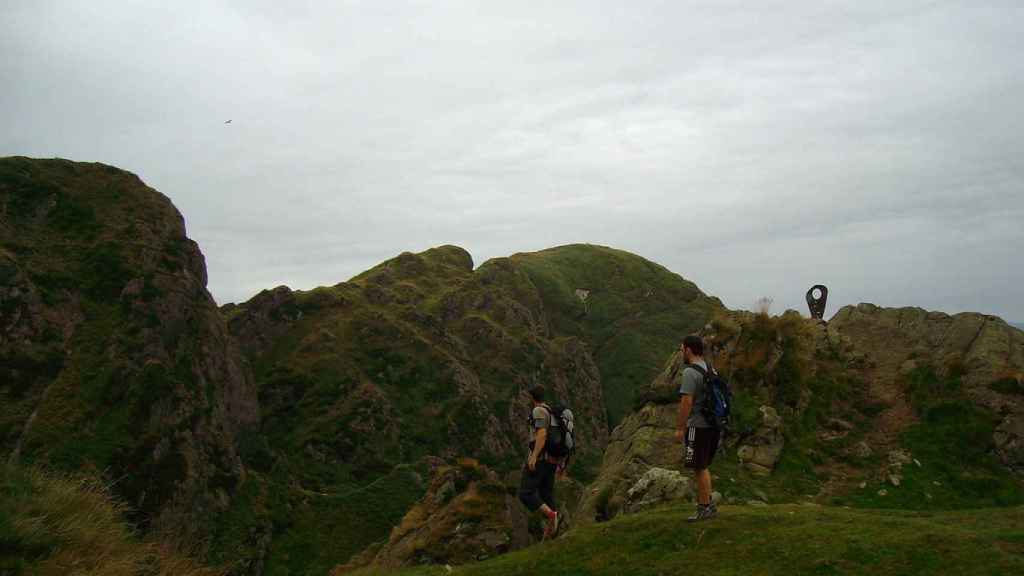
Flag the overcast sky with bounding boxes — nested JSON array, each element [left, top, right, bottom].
[[2, 1, 1022, 321]]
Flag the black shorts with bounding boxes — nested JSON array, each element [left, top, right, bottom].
[[683, 426, 720, 470]]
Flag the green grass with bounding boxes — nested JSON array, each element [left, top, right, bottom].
[[834, 365, 1024, 510], [206, 464, 427, 575], [266, 466, 426, 575], [0, 463, 222, 576], [360, 504, 1024, 576]]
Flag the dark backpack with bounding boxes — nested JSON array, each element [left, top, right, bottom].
[[685, 363, 732, 431], [542, 404, 576, 459]]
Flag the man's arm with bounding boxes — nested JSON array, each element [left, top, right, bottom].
[[529, 428, 547, 471], [675, 394, 693, 442]]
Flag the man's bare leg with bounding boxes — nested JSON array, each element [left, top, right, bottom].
[[695, 468, 712, 505], [688, 468, 717, 522]]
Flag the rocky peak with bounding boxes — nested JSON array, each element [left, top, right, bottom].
[[0, 157, 259, 548]]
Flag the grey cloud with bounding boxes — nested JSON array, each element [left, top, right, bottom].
[[2, 0, 1022, 322]]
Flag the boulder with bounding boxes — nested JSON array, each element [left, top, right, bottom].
[[851, 441, 873, 459], [737, 406, 785, 475], [624, 467, 693, 514], [994, 414, 1024, 470]]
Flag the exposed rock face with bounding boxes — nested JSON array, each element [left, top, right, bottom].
[[220, 285, 300, 360], [0, 157, 258, 546], [579, 311, 832, 524], [335, 459, 529, 573], [736, 406, 784, 475], [830, 304, 1024, 399], [994, 415, 1024, 470], [577, 401, 681, 524], [624, 467, 692, 514], [831, 304, 1024, 469]]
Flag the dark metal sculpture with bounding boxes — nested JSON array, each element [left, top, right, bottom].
[[806, 285, 828, 320]]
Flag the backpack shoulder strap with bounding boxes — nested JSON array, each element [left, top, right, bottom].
[[684, 363, 708, 377], [539, 403, 556, 425]]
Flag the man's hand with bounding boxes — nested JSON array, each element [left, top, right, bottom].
[[527, 454, 537, 471], [675, 429, 685, 443]]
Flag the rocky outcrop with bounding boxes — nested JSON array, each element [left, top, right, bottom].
[[577, 401, 681, 524], [736, 406, 784, 475], [335, 459, 529, 573], [624, 467, 693, 514], [0, 157, 259, 548], [831, 304, 1024, 469], [830, 304, 1024, 398], [579, 311, 836, 524], [994, 415, 1024, 470]]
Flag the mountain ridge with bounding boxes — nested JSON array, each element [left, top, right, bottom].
[[2, 156, 1023, 576]]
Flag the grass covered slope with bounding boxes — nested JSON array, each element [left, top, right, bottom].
[[0, 463, 220, 576], [368, 504, 1024, 576], [509, 244, 724, 426]]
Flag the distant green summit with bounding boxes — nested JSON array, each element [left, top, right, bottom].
[[508, 245, 723, 426]]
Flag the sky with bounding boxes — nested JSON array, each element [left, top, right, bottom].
[[2, 1, 1022, 321]]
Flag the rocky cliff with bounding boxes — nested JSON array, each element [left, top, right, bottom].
[[0, 157, 259, 548], [830, 304, 1024, 470], [579, 305, 1024, 528]]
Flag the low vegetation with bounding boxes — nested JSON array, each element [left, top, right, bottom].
[[0, 463, 221, 576]]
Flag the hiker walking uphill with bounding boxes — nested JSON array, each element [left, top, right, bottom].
[[517, 385, 572, 540], [674, 334, 727, 522]]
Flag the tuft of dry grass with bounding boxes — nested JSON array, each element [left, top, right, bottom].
[[0, 463, 223, 576]]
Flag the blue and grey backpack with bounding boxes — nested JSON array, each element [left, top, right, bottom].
[[685, 363, 732, 431]]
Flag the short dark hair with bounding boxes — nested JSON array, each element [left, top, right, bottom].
[[528, 385, 545, 402], [682, 334, 704, 356]]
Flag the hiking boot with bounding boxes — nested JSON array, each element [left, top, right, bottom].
[[687, 504, 716, 523], [543, 511, 560, 540]]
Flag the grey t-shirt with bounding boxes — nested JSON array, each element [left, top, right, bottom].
[[529, 405, 553, 444], [677, 360, 709, 428]]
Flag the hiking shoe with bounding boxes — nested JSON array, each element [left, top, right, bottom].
[[687, 504, 716, 523], [543, 512, 560, 540]]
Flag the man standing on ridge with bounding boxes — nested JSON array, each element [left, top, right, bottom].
[[675, 334, 721, 522], [517, 385, 561, 539]]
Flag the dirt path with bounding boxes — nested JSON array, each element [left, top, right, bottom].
[[862, 366, 918, 452], [812, 365, 919, 502]]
